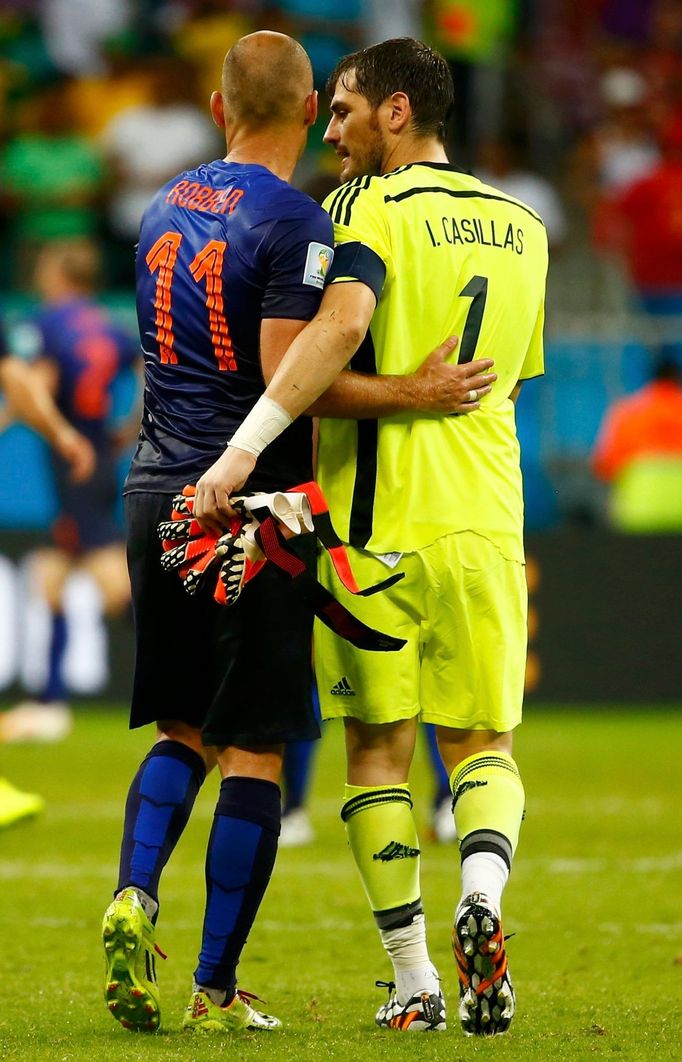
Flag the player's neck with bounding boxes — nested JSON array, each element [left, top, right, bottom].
[[381, 136, 449, 175], [224, 128, 302, 182]]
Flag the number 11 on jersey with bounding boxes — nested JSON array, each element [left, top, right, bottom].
[[145, 230, 237, 372]]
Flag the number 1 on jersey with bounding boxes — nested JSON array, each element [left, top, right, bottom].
[[189, 240, 236, 372], [146, 232, 182, 365], [458, 275, 488, 364]]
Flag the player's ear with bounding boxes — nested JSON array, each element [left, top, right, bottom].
[[210, 91, 226, 130], [304, 90, 318, 128], [386, 91, 411, 134]]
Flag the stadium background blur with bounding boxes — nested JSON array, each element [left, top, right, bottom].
[[0, 0, 681, 704]]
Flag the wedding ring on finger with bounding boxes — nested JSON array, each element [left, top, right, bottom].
[[468, 389, 478, 402]]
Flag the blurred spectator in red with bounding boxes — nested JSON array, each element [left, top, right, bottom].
[[641, 0, 682, 132], [571, 67, 660, 249], [0, 79, 105, 288], [1, 239, 139, 743], [611, 113, 682, 318], [100, 55, 220, 285], [592, 68, 660, 196], [476, 135, 567, 249], [593, 352, 682, 532]]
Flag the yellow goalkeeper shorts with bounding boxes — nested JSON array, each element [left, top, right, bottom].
[[315, 530, 527, 732]]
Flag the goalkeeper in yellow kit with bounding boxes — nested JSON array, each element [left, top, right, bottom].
[[196, 37, 548, 1038]]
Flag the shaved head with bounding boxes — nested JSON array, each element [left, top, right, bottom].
[[222, 31, 313, 128]]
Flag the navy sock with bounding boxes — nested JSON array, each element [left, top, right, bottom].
[[43, 612, 67, 702], [282, 740, 316, 813], [425, 723, 451, 806], [282, 684, 320, 812], [194, 776, 281, 996], [117, 740, 206, 909]]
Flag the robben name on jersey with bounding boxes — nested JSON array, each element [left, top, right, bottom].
[[319, 162, 548, 561]]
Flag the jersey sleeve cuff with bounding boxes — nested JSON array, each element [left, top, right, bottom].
[[326, 242, 386, 303]]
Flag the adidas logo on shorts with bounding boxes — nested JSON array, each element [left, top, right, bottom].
[[330, 676, 355, 696]]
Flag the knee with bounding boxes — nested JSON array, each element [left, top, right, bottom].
[[155, 720, 215, 770], [218, 744, 284, 784], [437, 727, 513, 778], [345, 718, 416, 785]]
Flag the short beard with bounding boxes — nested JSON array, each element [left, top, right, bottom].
[[345, 111, 385, 179]]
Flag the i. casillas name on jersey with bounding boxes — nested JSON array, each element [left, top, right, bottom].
[[425, 215, 524, 254]]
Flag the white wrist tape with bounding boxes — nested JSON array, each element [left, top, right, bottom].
[[228, 396, 293, 457]]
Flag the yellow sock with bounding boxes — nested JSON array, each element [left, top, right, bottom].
[[341, 783, 421, 926], [450, 751, 525, 870]]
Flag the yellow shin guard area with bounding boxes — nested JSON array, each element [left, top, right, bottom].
[[450, 752, 525, 866], [341, 784, 421, 920]]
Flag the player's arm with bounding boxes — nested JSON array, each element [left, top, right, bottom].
[[194, 314, 317, 533], [259, 290, 495, 419], [194, 282, 374, 530], [194, 281, 493, 527], [194, 282, 494, 525], [0, 356, 95, 482], [259, 280, 376, 410], [196, 276, 383, 530], [308, 339, 496, 418]]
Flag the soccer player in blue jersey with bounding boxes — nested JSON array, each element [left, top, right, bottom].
[[0, 313, 94, 484], [0, 314, 94, 825], [100, 31, 334, 1037], [2, 240, 137, 743]]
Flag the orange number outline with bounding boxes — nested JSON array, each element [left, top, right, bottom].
[[189, 240, 236, 372], [146, 231, 182, 365]]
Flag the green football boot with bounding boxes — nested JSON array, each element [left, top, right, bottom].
[[102, 887, 165, 1032], [182, 989, 281, 1034]]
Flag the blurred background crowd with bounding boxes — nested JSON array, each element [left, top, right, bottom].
[[2, 0, 682, 528], [0, 0, 681, 721]]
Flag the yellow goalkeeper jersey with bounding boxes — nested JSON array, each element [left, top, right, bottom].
[[318, 162, 548, 562]]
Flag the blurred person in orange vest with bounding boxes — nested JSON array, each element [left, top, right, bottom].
[[593, 351, 682, 531]]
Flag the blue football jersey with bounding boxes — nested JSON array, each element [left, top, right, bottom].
[[126, 159, 334, 494], [37, 298, 139, 449]]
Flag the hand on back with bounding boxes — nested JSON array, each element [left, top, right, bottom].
[[412, 336, 496, 414]]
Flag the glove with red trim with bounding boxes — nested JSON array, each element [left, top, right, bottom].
[[158, 486, 262, 603], [158, 486, 229, 595]]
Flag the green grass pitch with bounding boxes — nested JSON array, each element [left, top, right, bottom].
[[0, 704, 679, 1061]]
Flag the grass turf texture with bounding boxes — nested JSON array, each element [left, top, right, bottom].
[[0, 705, 679, 1062]]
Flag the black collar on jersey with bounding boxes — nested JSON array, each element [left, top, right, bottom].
[[384, 161, 471, 177]]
